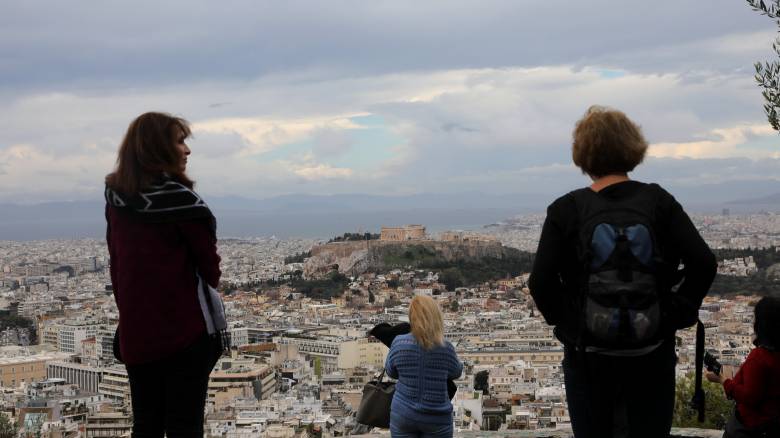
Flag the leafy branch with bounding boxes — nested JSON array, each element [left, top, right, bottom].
[[747, 0, 780, 131], [747, 0, 780, 18]]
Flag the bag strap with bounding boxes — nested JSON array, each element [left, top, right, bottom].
[[570, 183, 660, 227], [376, 368, 386, 382], [690, 320, 706, 422]]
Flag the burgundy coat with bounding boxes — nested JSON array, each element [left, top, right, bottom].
[[106, 205, 221, 365]]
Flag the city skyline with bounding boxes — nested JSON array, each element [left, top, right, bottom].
[[0, 211, 774, 434]]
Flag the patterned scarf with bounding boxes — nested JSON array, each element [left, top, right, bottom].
[[104, 177, 216, 231]]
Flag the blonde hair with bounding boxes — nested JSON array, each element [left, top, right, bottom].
[[572, 105, 648, 178], [409, 295, 445, 350]]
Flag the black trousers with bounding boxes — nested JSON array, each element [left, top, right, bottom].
[[126, 334, 221, 438], [563, 340, 677, 438], [724, 409, 780, 438]]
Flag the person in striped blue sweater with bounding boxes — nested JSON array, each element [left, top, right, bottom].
[[385, 295, 463, 437]]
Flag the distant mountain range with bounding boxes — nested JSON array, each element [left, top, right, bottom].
[[1, 182, 778, 241], [0, 193, 538, 241], [726, 191, 780, 206]]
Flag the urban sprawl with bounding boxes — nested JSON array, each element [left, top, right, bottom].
[[0, 212, 779, 437]]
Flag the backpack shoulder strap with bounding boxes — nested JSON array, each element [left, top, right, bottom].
[[569, 187, 609, 224], [568, 188, 606, 264], [572, 183, 662, 224], [569, 183, 664, 263]]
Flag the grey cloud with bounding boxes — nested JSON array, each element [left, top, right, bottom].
[[1, 1, 768, 93], [637, 157, 780, 184], [189, 131, 247, 158], [441, 123, 479, 133], [2, 9, 779, 204]]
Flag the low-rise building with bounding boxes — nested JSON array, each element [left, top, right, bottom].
[[47, 361, 103, 393], [0, 349, 71, 388]]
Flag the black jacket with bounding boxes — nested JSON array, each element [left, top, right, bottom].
[[528, 181, 717, 346]]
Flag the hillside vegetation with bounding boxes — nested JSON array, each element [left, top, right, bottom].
[[378, 243, 534, 289], [709, 247, 780, 297]]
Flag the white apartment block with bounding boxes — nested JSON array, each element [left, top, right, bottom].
[[275, 336, 387, 374], [58, 321, 99, 354], [228, 326, 250, 347]]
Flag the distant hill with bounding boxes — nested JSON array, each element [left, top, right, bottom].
[[0, 193, 543, 240], [4, 180, 780, 240], [303, 239, 533, 288], [708, 248, 780, 298], [708, 274, 780, 298], [726, 192, 780, 206]]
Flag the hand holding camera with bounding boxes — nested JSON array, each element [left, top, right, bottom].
[[704, 352, 724, 384]]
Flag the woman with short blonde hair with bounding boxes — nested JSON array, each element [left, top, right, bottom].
[[385, 295, 462, 437]]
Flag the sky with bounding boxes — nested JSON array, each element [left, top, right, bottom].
[[2, 0, 779, 204]]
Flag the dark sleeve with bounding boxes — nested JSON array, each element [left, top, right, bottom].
[[723, 349, 767, 405], [447, 344, 464, 379], [664, 197, 716, 330], [369, 322, 411, 348], [385, 342, 398, 379], [528, 199, 571, 326], [177, 219, 222, 288], [368, 323, 392, 347]]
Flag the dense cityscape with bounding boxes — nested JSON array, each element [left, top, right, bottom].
[[0, 212, 778, 437]]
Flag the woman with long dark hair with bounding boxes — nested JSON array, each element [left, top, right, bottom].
[[105, 112, 226, 437]]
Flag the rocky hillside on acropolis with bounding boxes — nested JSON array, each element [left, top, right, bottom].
[[302, 239, 530, 279]]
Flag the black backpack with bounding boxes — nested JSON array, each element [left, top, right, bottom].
[[572, 184, 669, 350]]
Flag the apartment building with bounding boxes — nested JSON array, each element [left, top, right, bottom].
[[58, 320, 99, 354], [47, 361, 103, 393], [275, 336, 387, 373], [458, 348, 564, 367], [0, 350, 71, 388], [98, 367, 130, 406], [208, 357, 277, 408]]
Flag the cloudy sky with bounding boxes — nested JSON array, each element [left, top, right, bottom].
[[2, 0, 779, 204]]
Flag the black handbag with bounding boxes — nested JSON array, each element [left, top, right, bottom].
[[356, 368, 395, 428]]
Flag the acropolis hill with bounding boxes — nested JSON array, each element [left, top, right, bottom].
[[303, 225, 525, 278]]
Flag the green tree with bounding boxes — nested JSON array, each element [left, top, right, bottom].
[[314, 357, 322, 379], [439, 268, 464, 291], [449, 300, 460, 312], [0, 412, 17, 438], [672, 373, 733, 430], [306, 423, 323, 437], [747, 0, 780, 131], [284, 251, 311, 264]]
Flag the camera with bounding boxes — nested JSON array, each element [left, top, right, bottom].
[[704, 352, 722, 375]]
